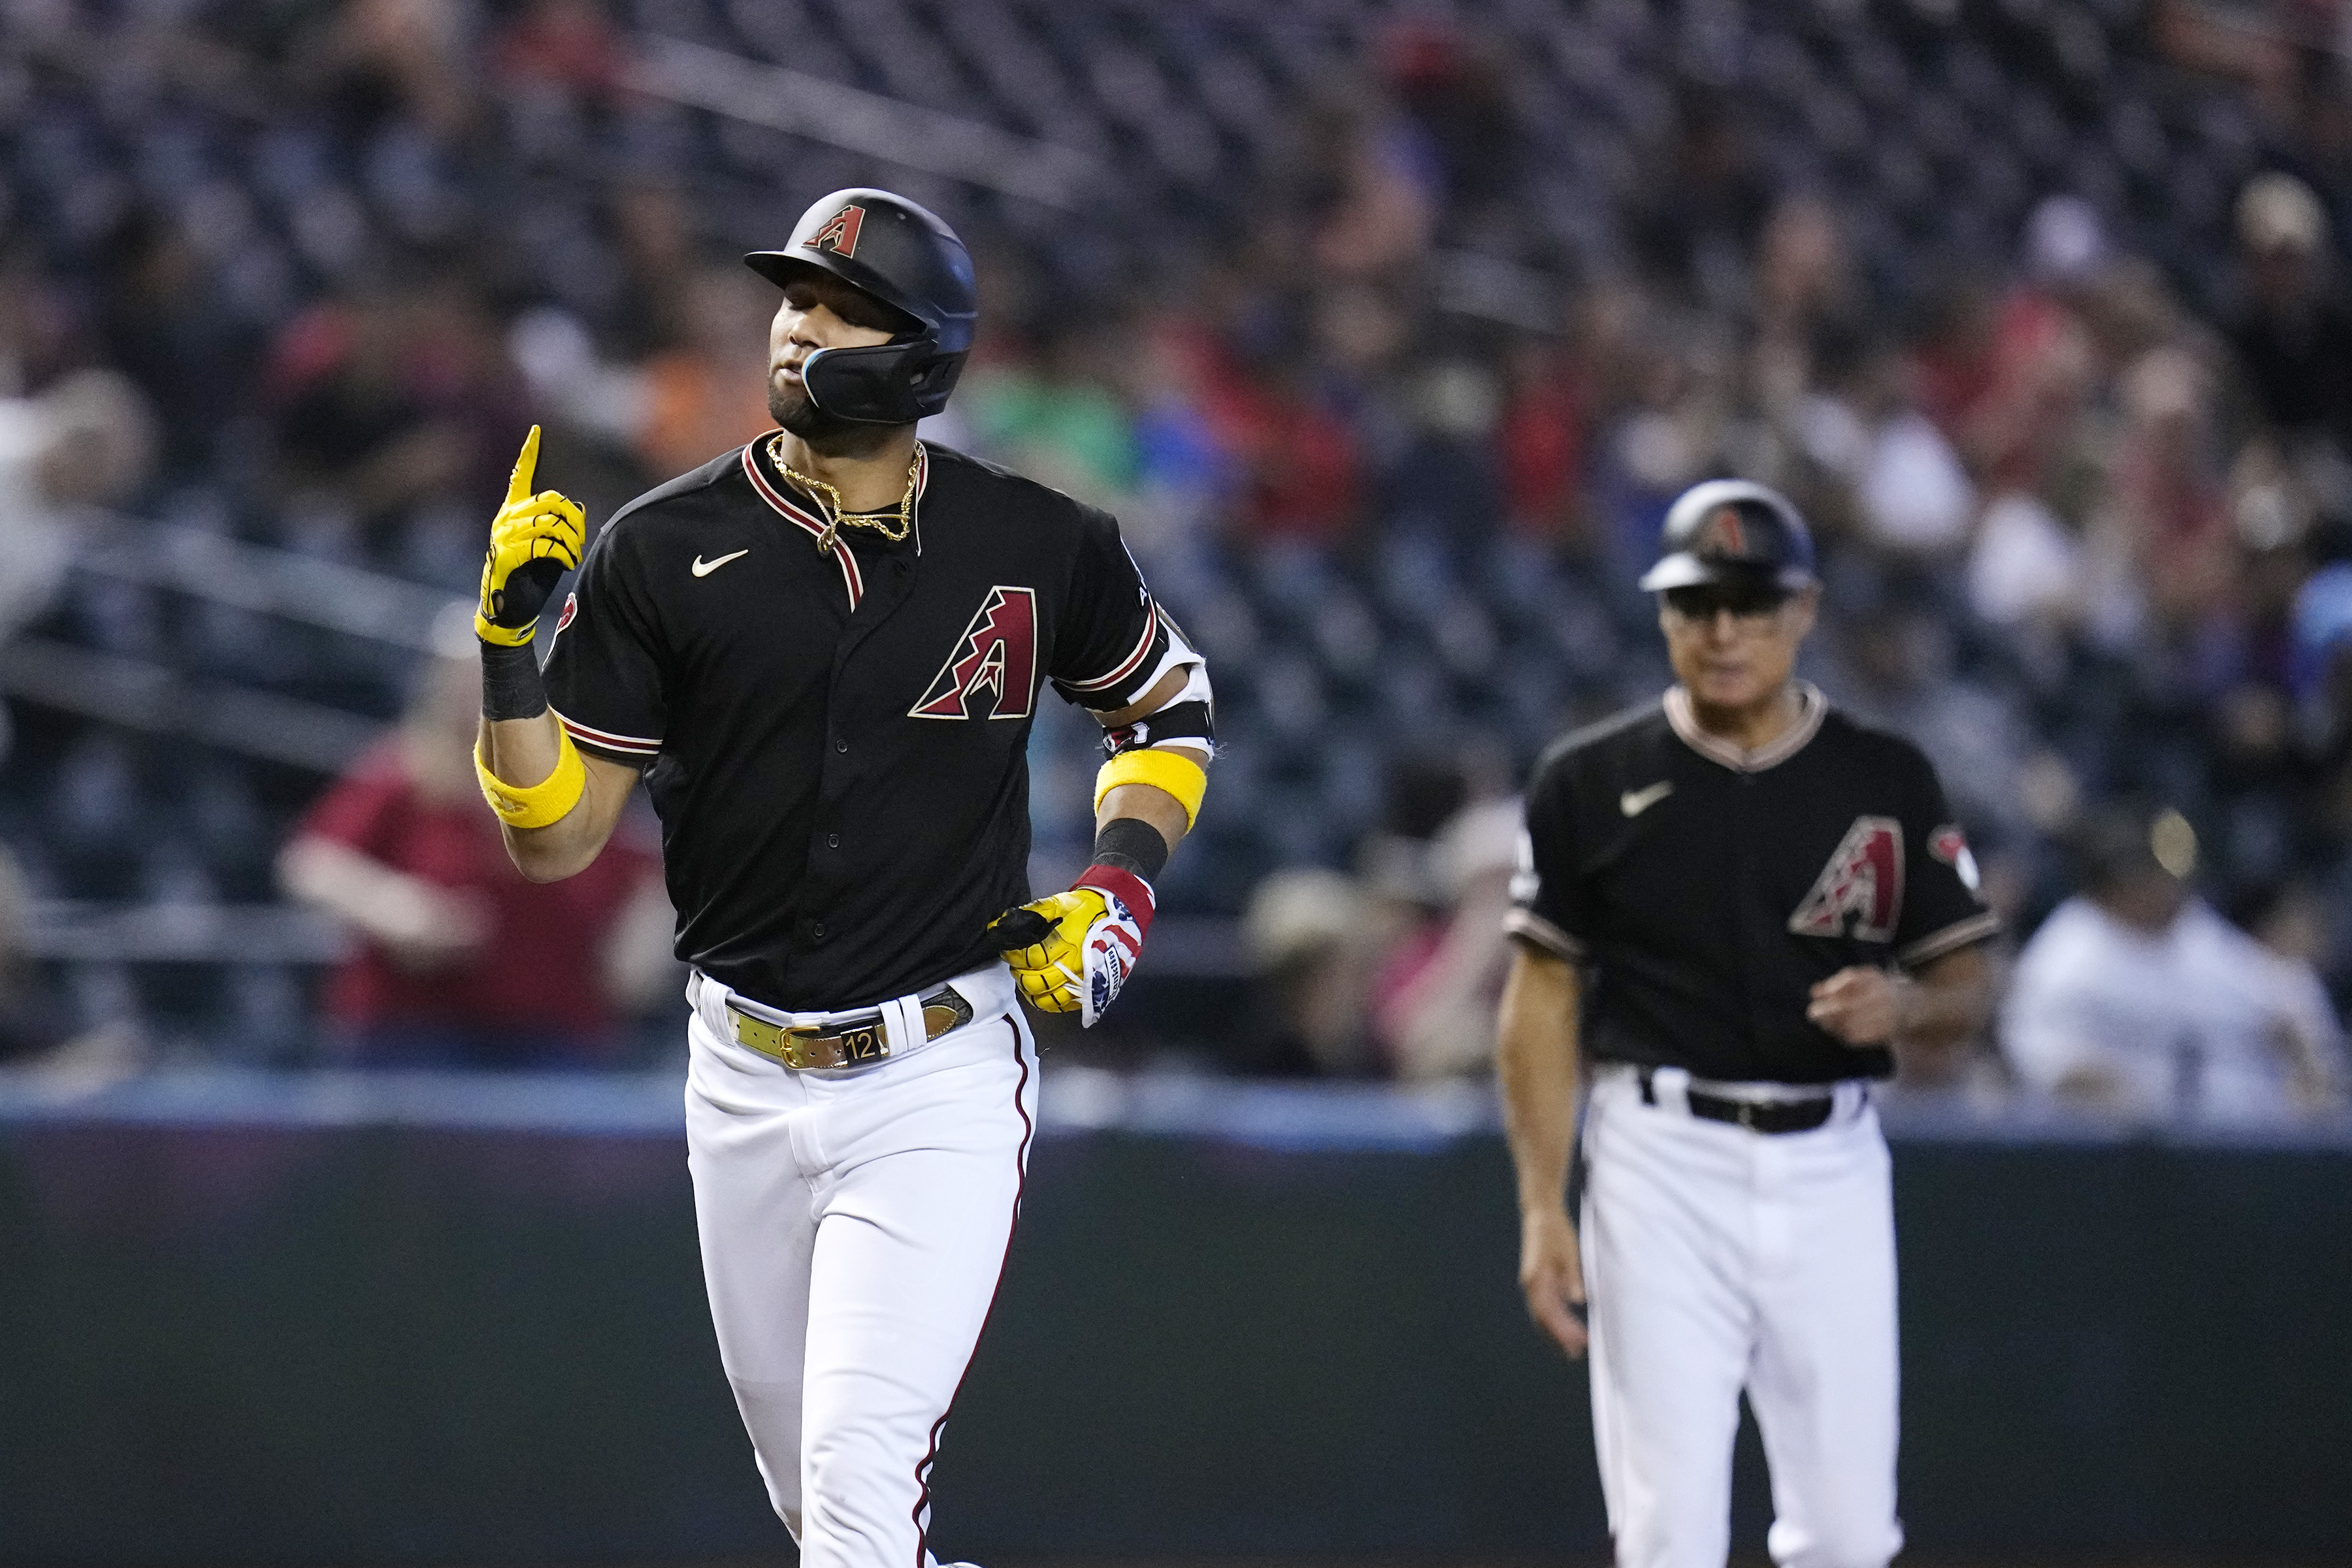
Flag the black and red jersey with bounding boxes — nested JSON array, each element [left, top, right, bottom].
[[541, 437, 1195, 1012], [1507, 683, 1999, 1083]]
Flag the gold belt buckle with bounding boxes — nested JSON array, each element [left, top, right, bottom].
[[776, 1023, 831, 1071]]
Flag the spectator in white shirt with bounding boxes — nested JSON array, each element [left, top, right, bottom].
[[2002, 805, 2345, 1124], [0, 368, 157, 644]]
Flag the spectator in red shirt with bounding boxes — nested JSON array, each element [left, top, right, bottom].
[[1196, 346, 1364, 544], [280, 606, 672, 1067], [2106, 344, 2236, 631], [1497, 338, 1587, 542], [1912, 197, 2103, 498], [491, 0, 628, 102]]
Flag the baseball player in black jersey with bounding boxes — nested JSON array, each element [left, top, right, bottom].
[[466, 189, 1211, 1565], [1496, 481, 1999, 1568]]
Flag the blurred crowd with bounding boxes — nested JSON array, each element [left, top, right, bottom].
[[2, 0, 2351, 1121]]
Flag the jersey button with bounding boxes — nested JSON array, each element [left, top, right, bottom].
[[811, 921, 828, 941], [834, 738, 849, 753], [825, 833, 840, 849]]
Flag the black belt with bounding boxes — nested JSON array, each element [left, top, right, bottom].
[[1639, 1070, 1837, 1134]]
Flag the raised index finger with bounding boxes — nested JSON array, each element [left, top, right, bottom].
[[505, 425, 542, 507]]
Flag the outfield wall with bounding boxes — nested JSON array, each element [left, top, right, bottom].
[[1, 1072, 2345, 1563]]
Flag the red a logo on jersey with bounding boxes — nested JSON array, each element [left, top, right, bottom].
[[1787, 815, 1905, 942], [803, 204, 866, 257], [910, 586, 1037, 720]]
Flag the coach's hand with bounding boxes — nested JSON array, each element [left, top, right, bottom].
[[478, 425, 587, 646], [989, 881, 1148, 1028], [1520, 1206, 1588, 1360], [1806, 965, 1914, 1047]]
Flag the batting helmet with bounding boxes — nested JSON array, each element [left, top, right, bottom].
[[1638, 479, 1818, 593], [745, 188, 977, 425]]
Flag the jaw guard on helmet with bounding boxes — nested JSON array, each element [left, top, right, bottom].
[[745, 188, 978, 426]]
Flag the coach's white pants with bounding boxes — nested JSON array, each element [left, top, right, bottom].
[[1581, 1068, 1903, 1568], [684, 965, 1036, 1568]]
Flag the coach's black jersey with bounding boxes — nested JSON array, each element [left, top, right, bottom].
[[541, 438, 1186, 1013], [1507, 683, 1999, 1083]]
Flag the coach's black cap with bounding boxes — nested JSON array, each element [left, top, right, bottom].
[[745, 188, 977, 423], [1639, 479, 1818, 593]]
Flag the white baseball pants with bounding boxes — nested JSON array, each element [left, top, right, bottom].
[[683, 963, 1036, 1568], [1580, 1066, 1903, 1568]]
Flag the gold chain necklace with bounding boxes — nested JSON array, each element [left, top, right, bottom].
[[768, 435, 919, 556]]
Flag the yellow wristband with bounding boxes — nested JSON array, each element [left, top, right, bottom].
[[475, 725, 587, 829], [1094, 747, 1208, 830]]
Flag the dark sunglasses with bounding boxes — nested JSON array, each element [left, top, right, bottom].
[[1662, 583, 1794, 621]]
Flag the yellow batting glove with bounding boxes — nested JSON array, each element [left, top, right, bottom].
[[992, 889, 1106, 1017], [478, 425, 587, 647], [989, 864, 1156, 1027]]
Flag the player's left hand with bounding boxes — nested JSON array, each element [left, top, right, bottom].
[[1806, 965, 1914, 1046], [988, 880, 1149, 1028]]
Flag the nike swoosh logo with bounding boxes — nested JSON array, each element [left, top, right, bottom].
[[691, 549, 750, 578], [1620, 781, 1674, 817]]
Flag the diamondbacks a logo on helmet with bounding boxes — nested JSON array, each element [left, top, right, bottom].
[[910, 586, 1037, 719], [804, 204, 866, 257], [1701, 506, 1748, 558], [1788, 815, 1904, 941]]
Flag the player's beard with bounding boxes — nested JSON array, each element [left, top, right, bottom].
[[769, 373, 894, 456]]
